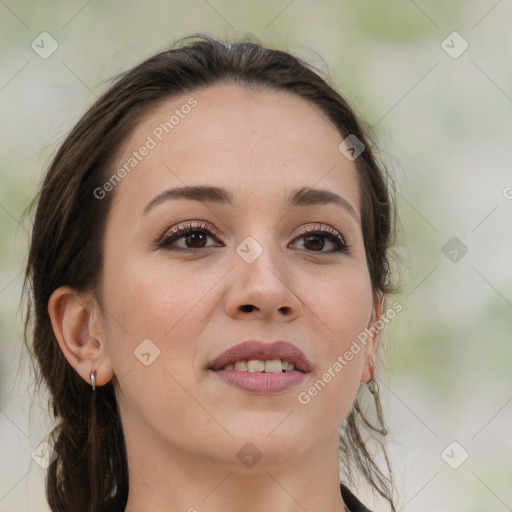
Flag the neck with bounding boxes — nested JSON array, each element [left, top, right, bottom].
[[122, 423, 347, 512]]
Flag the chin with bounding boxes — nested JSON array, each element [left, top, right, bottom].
[[226, 416, 309, 454]]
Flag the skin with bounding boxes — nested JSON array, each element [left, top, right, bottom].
[[49, 84, 384, 512]]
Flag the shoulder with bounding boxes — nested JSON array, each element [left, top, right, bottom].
[[340, 483, 374, 512]]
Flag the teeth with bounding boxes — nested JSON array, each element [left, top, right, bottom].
[[221, 359, 296, 372], [248, 360, 265, 372], [264, 359, 283, 373], [234, 361, 248, 371]]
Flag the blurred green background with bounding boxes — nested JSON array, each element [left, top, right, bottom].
[[0, 1, 511, 511]]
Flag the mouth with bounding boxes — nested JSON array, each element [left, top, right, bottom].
[[208, 340, 312, 373], [208, 340, 312, 394]]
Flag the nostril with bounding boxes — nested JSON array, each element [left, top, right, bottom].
[[240, 304, 256, 312]]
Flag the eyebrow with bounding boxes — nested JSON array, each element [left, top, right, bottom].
[[143, 185, 358, 220]]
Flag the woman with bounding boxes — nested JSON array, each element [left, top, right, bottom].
[[23, 34, 397, 512]]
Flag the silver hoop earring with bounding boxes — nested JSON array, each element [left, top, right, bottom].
[[90, 370, 97, 391]]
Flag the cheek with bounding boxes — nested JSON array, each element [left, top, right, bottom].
[[317, 264, 374, 342], [101, 256, 226, 371], [101, 258, 214, 411], [306, 265, 373, 404]]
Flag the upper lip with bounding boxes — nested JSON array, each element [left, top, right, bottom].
[[208, 340, 312, 373]]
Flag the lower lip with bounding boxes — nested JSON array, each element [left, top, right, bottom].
[[211, 369, 307, 394]]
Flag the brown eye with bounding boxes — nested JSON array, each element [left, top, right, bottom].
[[302, 234, 327, 251], [291, 224, 348, 254], [177, 230, 208, 249], [158, 222, 222, 252]]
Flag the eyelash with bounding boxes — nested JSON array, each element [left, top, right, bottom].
[[157, 221, 348, 254]]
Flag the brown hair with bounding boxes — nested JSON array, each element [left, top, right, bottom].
[[23, 34, 397, 512]]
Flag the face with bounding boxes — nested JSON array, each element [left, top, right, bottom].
[[96, 84, 379, 470]]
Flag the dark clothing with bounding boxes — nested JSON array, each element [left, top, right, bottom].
[[340, 483, 373, 512], [111, 483, 372, 511]]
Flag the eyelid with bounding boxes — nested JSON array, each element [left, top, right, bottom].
[[294, 223, 346, 244], [159, 220, 221, 243]]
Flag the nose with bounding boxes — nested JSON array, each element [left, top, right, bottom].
[[223, 239, 302, 322]]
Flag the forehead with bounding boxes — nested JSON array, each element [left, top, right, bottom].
[[109, 84, 360, 216]]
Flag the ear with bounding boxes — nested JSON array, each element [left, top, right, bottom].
[[360, 292, 385, 384], [48, 286, 114, 388]]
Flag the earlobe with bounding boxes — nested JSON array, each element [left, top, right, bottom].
[[48, 286, 114, 387]]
